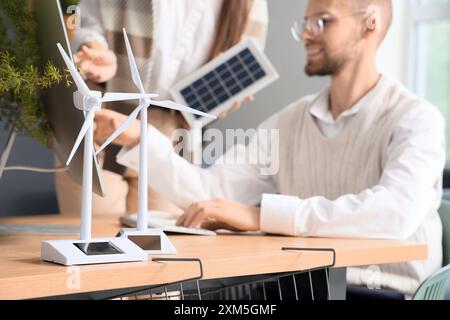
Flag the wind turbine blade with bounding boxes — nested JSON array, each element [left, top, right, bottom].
[[56, 43, 90, 96], [123, 28, 146, 94], [96, 103, 147, 155], [66, 109, 96, 165], [151, 100, 217, 119], [101, 92, 158, 103]]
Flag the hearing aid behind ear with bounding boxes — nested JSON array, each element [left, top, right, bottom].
[[366, 4, 382, 31], [367, 17, 377, 30]]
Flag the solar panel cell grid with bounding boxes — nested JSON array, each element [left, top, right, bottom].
[[180, 47, 268, 118]]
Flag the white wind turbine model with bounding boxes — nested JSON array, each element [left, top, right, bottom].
[[41, 43, 158, 265], [95, 29, 216, 254]]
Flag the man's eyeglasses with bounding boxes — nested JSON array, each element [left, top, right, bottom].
[[291, 10, 367, 41]]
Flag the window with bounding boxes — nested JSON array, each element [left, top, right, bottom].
[[410, 0, 450, 161]]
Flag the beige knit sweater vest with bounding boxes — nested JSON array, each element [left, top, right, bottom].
[[275, 93, 404, 200], [273, 84, 442, 296]]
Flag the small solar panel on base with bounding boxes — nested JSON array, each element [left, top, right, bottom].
[[171, 40, 279, 127]]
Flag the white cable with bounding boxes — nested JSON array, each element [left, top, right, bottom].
[[4, 166, 68, 173]]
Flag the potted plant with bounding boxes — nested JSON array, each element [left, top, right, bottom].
[[0, 0, 71, 180]]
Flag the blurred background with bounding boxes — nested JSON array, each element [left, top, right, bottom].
[[0, 0, 449, 216]]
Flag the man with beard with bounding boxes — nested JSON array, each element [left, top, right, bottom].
[[97, 0, 446, 298]]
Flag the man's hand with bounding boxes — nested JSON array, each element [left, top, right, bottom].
[[176, 198, 261, 232], [74, 44, 118, 83], [94, 109, 141, 148]]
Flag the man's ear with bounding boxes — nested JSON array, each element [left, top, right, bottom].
[[366, 5, 382, 31]]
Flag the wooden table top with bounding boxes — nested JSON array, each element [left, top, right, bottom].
[[0, 214, 428, 299]]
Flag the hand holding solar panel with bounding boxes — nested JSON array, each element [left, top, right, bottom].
[[171, 39, 279, 127]]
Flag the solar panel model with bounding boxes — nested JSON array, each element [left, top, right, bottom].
[[171, 39, 279, 127]]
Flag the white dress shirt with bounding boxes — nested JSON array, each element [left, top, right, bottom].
[[117, 75, 446, 240]]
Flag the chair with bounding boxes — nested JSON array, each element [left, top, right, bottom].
[[412, 200, 450, 300], [443, 168, 450, 189]]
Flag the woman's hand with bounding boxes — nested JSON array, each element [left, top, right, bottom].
[[74, 44, 118, 83], [94, 109, 141, 149], [218, 95, 255, 118], [176, 198, 261, 232]]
